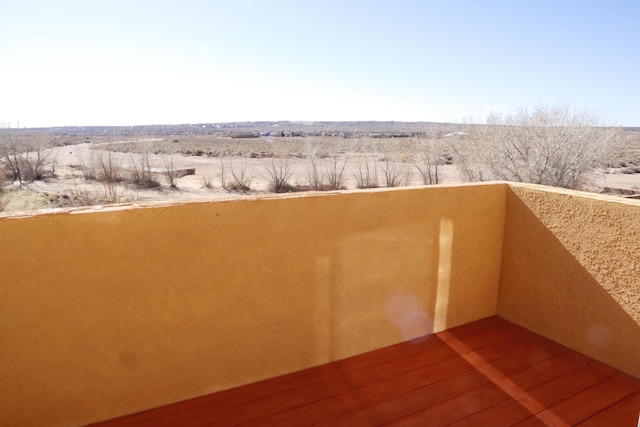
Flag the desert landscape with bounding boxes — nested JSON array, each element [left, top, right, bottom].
[[1, 120, 640, 213]]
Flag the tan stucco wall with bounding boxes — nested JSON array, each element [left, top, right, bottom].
[[499, 184, 640, 378], [0, 184, 506, 427]]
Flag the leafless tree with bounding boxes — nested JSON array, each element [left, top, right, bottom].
[[413, 138, 447, 185], [161, 143, 180, 188], [0, 126, 53, 184], [452, 104, 621, 189]]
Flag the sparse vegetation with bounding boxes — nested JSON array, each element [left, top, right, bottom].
[[0, 120, 637, 213], [264, 157, 295, 193], [162, 143, 180, 188], [323, 152, 348, 190], [95, 147, 122, 183], [129, 141, 160, 188], [380, 154, 411, 188], [413, 139, 449, 185], [0, 170, 8, 212], [307, 155, 324, 190], [76, 143, 128, 204], [201, 170, 215, 189], [220, 159, 251, 193], [305, 143, 348, 191], [453, 105, 622, 189], [354, 155, 379, 189], [0, 126, 54, 184]]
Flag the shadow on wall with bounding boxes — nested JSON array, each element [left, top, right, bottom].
[[498, 188, 640, 378]]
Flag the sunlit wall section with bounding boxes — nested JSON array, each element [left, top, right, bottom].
[[0, 184, 506, 427]]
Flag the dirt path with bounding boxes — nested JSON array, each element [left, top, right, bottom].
[[2, 140, 639, 213]]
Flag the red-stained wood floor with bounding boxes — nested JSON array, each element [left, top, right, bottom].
[[89, 316, 640, 426]]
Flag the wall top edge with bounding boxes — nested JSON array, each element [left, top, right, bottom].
[[0, 182, 509, 219], [506, 182, 640, 206]]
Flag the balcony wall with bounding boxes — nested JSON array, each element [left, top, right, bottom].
[[498, 184, 640, 379], [0, 184, 506, 427], [2, 183, 639, 427]]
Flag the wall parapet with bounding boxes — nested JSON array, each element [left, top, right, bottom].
[[0, 184, 507, 427]]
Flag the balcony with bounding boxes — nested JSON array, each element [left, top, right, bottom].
[[1, 183, 639, 426]]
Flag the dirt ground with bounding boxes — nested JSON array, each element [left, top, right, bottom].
[[1, 135, 639, 213]]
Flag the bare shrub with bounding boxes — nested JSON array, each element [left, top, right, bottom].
[[354, 155, 379, 189], [304, 139, 348, 191], [380, 154, 411, 187], [76, 144, 128, 204], [453, 104, 622, 189], [220, 159, 251, 193], [413, 139, 447, 185], [201, 170, 215, 189], [129, 141, 160, 188], [93, 145, 122, 183], [307, 156, 325, 190], [77, 152, 97, 181], [323, 153, 348, 190], [21, 144, 52, 182], [161, 144, 179, 188], [64, 177, 128, 207], [264, 157, 295, 193], [68, 188, 98, 207], [0, 127, 54, 184], [97, 180, 127, 204]]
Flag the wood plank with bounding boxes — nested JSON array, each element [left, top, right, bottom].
[[514, 372, 640, 426], [376, 348, 591, 426], [87, 330, 446, 427], [458, 362, 616, 426], [576, 391, 640, 426], [162, 321, 530, 426], [309, 337, 569, 427], [447, 358, 616, 426], [236, 355, 476, 427], [444, 350, 590, 427], [238, 334, 561, 427], [88, 317, 640, 427], [90, 316, 510, 427]]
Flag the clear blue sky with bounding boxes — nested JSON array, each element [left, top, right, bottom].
[[1, 0, 639, 127]]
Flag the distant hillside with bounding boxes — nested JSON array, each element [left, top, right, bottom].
[[27, 121, 464, 138]]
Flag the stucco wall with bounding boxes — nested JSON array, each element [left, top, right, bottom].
[[0, 184, 506, 427], [499, 184, 640, 378]]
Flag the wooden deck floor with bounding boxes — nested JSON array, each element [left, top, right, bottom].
[[90, 316, 640, 426]]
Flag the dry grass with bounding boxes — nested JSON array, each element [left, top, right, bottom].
[[1, 125, 639, 213]]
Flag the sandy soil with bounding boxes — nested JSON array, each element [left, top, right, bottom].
[[1, 139, 639, 213]]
